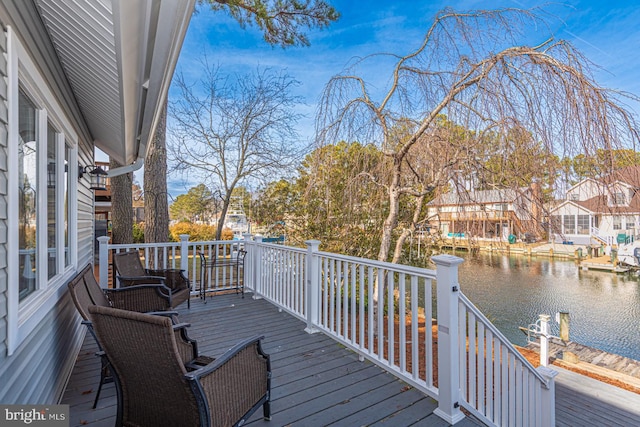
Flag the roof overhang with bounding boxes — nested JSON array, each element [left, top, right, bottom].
[[35, 0, 195, 165]]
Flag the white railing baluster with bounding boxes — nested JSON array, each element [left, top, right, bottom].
[[399, 272, 406, 372], [350, 263, 356, 345], [359, 264, 365, 353], [477, 322, 486, 416], [387, 271, 394, 366], [377, 268, 384, 361], [411, 275, 419, 381], [469, 312, 477, 407], [425, 277, 433, 388], [367, 267, 374, 354]]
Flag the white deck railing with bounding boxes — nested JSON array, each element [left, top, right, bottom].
[[98, 234, 556, 426]]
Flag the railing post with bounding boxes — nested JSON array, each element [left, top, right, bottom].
[[98, 236, 110, 288], [536, 366, 558, 426], [242, 234, 254, 293], [253, 236, 263, 299], [304, 240, 321, 334], [179, 234, 190, 290], [432, 254, 465, 425], [539, 314, 550, 367]]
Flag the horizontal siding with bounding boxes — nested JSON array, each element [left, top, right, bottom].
[[0, 4, 93, 406], [0, 12, 8, 393], [0, 294, 84, 404]]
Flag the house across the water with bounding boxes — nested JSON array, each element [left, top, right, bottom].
[[426, 183, 544, 242], [549, 166, 640, 247]]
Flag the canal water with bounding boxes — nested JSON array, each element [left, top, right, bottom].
[[434, 251, 640, 362]]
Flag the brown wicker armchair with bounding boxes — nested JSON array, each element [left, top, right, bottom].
[[88, 305, 271, 427], [113, 250, 191, 309], [68, 264, 205, 408]]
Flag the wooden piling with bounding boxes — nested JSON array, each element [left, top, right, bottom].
[[559, 312, 570, 342]]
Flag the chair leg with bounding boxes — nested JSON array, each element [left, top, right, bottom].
[[263, 401, 271, 421], [93, 363, 108, 409]]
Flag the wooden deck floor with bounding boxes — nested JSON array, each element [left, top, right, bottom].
[[61, 293, 640, 426]]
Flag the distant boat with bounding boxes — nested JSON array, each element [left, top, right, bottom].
[[617, 241, 640, 267]]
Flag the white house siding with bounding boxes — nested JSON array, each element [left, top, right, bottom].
[[549, 202, 594, 245], [566, 179, 601, 202], [0, 2, 94, 405]]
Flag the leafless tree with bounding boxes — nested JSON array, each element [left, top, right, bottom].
[[316, 7, 640, 264], [169, 64, 303, 239]]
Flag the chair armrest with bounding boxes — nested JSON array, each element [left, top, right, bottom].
[[148, 310, 179, 317], [117, 275, 166, 287], [148, 269, 190, 291], [185, 335, 270, 426], [105, 284, 172, 312], [172, 322, 192, 330]]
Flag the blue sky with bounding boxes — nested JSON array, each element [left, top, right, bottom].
[[155, 0, 640, 195]]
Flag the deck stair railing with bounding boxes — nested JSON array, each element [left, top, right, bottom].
[[590, 226, 613, 246], [98, 234, 557, 426]]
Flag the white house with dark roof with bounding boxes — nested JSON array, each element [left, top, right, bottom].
[[549, 166, 640, 246]]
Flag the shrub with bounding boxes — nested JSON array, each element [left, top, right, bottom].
[[168, 222, 235, 241], [133, 222, 145, 243]]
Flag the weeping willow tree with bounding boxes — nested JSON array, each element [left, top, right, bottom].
[[316, 7, 640, 264]]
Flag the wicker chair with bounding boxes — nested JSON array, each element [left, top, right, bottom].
[[68, 264, 205, 408], [88, 305, 271, 427], [113, 250, 191, 309]]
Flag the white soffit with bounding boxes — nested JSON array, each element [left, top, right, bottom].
[[35, 0, 194, 165]]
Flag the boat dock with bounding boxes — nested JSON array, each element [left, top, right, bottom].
[[526, 337, 640, 392], [431, 238, 636, 272]]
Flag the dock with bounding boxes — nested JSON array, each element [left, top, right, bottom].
[[579, 254, 632, 272], [526, 337, 640, 391], [431, 238, 636, 273]]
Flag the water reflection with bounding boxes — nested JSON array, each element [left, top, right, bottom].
[[438, 251, 640, 361]]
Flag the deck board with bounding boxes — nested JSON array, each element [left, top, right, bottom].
[[62, 293, 640, 426]]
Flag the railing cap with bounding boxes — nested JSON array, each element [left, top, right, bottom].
[[305, 240, 321, 248], [431, 254, 464, 267]]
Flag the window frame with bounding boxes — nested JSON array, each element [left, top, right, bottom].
[[6, 27, 80, 355]]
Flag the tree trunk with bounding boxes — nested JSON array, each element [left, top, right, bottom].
[[378, 158, 403, 263], [216, 197, 231, 241], [391, 194, 425, 264], [144, 101, 170, 267], [109, 159, 133, 244]]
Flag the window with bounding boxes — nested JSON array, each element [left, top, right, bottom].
[[612, 192, 626, 205], [47, 122, 57, 279], [64, 146, 70, 267], [18, 88, 38, 301], [613, 216, 622, 230], [7, 27, 80, 355], [577, 215, 590, 235], [563, 215, 576, 234], [626, 216, 636, 231]]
